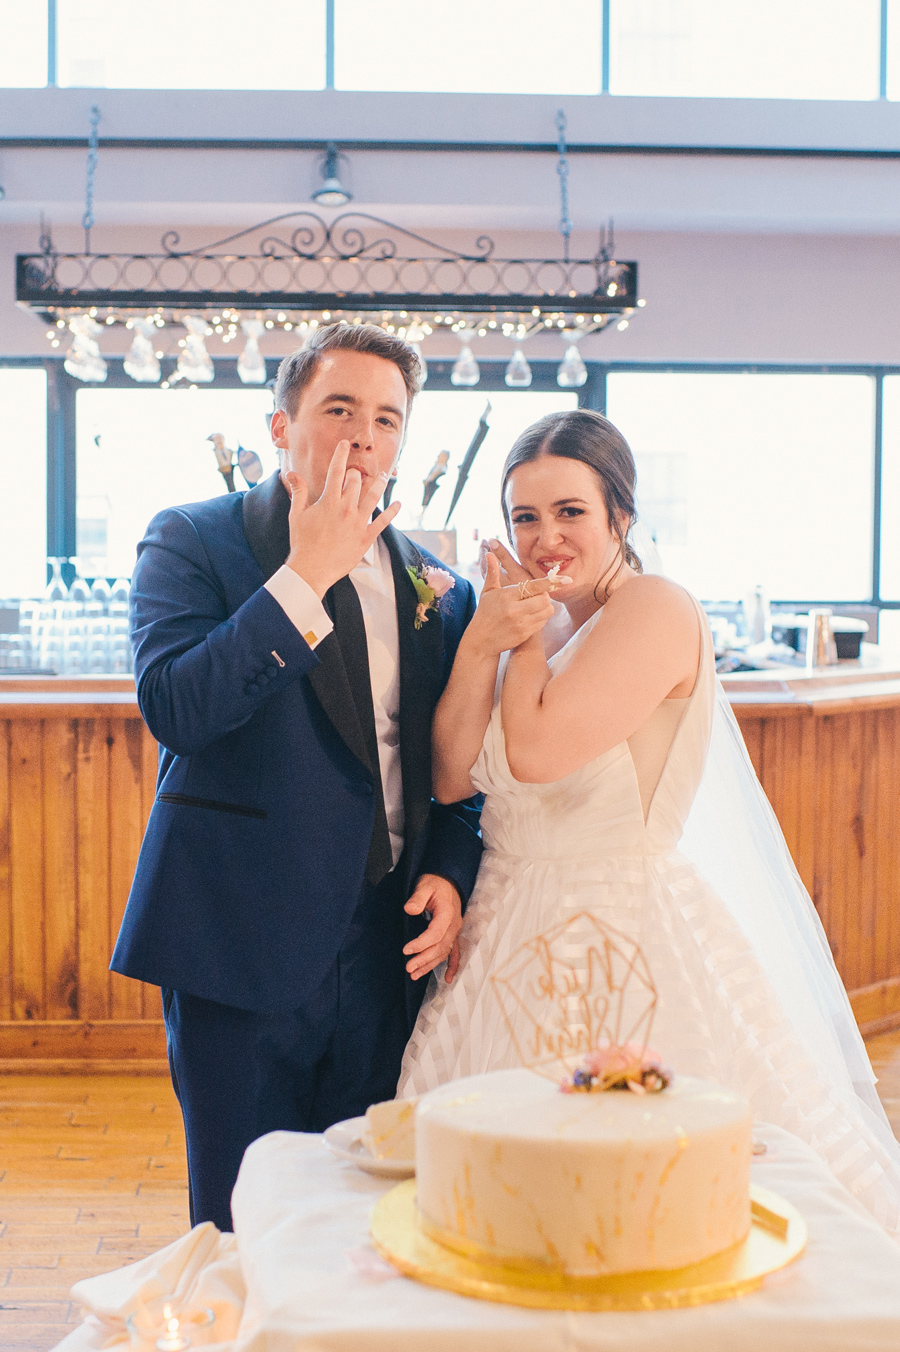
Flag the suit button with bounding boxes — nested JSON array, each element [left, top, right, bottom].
[[257, 671, 270, 685], [245, 682, 260, 696], [265, 664, 279, 678]]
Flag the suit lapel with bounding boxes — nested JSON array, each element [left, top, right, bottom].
[[382, 525, 445, 842], [241, 470, 291, 581], [242, 472, 373, 776]]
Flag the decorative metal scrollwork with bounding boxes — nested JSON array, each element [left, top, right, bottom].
[[16, 211, 637, 337]]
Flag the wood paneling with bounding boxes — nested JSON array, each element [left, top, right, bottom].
[[2, 687, 900, 1061], [0, 706, 163, 1067], [734, 700, 900, 1034]]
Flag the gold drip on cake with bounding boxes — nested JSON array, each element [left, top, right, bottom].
[[371, 1181, 807, 1312]]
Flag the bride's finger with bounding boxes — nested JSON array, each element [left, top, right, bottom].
[[480, 552, 502, 593], [505, 574, 573, 598], [488, 538, 529, 582]]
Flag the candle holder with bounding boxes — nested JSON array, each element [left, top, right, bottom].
[[126, 1296, 215, 1351]]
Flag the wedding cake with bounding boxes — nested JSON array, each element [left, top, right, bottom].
[[415, 1067, 752, 1276]]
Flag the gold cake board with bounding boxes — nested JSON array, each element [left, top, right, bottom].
[[370, 1181, 807, 1312]]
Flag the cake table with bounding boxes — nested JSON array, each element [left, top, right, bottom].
[[56, 1124, 900, 1352]]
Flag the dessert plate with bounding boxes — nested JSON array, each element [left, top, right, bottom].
[[324, 1116, 416, 1178]]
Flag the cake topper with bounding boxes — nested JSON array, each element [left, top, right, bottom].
[[490, 912, 670, 1094]]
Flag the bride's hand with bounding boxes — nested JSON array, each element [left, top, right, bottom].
[[480, 538, 530, 586], [464, 552, 570, 657]]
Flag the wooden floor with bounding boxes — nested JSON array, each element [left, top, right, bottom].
[[1, 1035, 900, 1351], [0, 1072, 189, 1351]]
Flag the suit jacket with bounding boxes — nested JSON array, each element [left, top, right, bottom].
[[110, 472, 482, 1014]]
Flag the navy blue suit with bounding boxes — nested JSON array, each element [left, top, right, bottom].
[[111, 471, 482, 1227]]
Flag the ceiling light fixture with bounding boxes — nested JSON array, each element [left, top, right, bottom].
[[311, 143, 353, 208]]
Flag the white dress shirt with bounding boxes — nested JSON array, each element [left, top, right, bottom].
[[266, 542, 404, 865]]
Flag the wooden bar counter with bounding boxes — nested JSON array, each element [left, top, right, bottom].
[[724, 647, 900, 1038], [2, 652, 900, 1070], [0, 676, 164, 1070]]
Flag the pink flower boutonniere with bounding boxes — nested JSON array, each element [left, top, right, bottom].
[[407, 564, 455, 629]]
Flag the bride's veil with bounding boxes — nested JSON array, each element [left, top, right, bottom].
[[633, 513, 900, 1228]]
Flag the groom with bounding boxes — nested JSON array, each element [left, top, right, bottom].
[[111, 323, 482, 1231]]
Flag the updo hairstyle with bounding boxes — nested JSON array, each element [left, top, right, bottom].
[[500, 408, 643, 604]]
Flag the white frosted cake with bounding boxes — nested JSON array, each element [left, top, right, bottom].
[[415, 1068, 752, 1276]]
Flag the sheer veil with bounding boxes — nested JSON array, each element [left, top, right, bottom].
[[633, 514, 900, 1232]]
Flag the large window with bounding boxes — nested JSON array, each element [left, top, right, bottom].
[[74, 384, 576, 580], [334, 0, 602, 95], [605, 372, 875, 601], [4, 362, 893, 625], [0, 1, 47, 87], [0, 368, 47, 599], [75, 387, 278, 578], [56, 0, 326, 90], [4, 0, 894, 98], [609, 0, 881, 101]]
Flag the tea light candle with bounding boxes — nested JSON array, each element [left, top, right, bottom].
[[155, 1304, 190, 1352]]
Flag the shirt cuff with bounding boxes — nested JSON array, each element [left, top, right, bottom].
[[265, 565, 333, 650]]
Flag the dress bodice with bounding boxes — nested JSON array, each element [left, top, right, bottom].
[[471, 592, 715, 861]]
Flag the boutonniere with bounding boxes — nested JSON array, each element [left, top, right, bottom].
[[407, 564, 455, 629]]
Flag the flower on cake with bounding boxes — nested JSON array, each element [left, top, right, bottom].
[[561, 1040, 671, 1095], [407, 564, 455, 629]]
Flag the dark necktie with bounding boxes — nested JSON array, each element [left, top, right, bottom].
[[325, 574, 395, 886]]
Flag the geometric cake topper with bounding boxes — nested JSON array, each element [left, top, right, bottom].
[[490, 912, 659, 1084]]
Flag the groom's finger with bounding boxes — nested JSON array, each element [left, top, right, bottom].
[[406, 933, 453, 979], [445, 940, 461, 984]]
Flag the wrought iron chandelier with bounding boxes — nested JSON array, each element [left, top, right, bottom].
[[15, 110, 642, 388]]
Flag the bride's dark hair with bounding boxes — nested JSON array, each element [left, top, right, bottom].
[[500, 408, 643, 603]]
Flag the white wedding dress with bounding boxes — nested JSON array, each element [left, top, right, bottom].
[[399, 595, 900, 1235]]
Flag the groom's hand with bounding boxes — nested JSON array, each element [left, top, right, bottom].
[[403, 874, 463, 983], [283, 441, 401, 598]]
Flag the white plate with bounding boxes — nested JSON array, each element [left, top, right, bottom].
[[323, 1115, 416, 1178]]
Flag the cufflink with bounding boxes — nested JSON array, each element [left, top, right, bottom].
[[303, 631, 318, 647]]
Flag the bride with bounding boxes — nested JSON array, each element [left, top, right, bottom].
[[399, 407, 900, 1236]]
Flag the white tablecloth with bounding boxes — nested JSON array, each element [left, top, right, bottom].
[[59, 1124, 900, 1352]]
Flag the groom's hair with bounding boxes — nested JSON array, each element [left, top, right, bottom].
[[274, 322, 424, 421]]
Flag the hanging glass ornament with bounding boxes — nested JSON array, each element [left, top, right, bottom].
[[557, 340, 588, 388], [176, 316, 214, 383], [451, 330, 479, 387], [123, 318, 161, 383], [504, 346, 532, 388], [237, 319, 266, 384], [64, 316, 107, 383]]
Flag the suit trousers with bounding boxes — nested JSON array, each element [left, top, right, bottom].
[[162, 869, 410, 1232]]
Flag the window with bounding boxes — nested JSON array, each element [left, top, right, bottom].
[[876, 375, 900, 601], [0, 1, 47, 87], [334, 0, 602, 94], [0, 368, 47, 599], [392, 389, 579, 571], [609, 0, 881, 100], [57, 0, 326, 90], [605, 372, 874, 601], [75, 386, 278, 578]]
